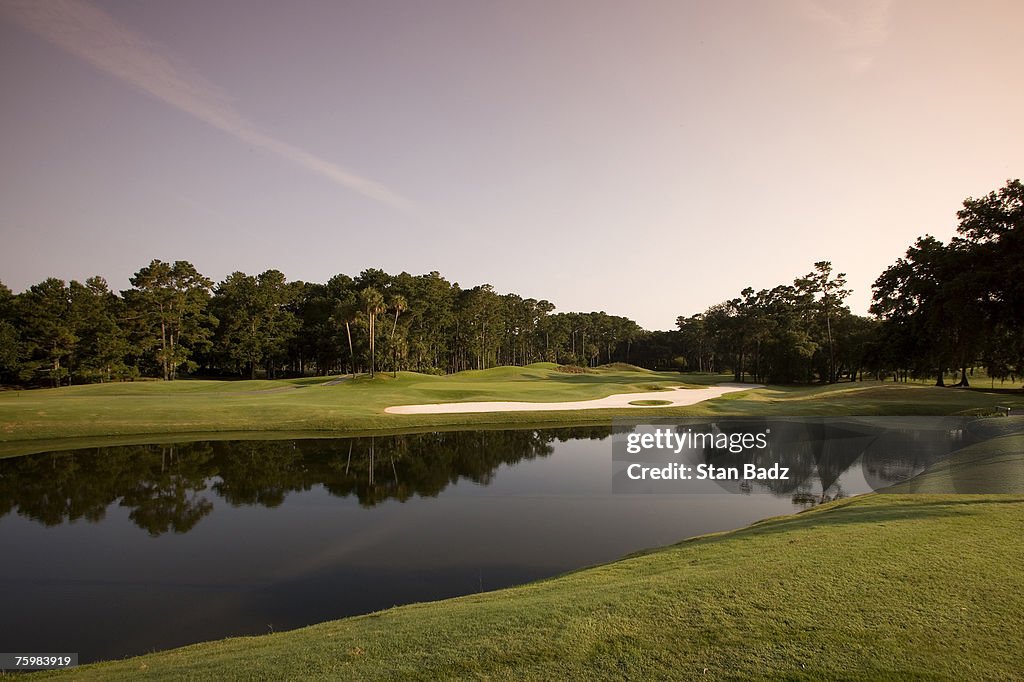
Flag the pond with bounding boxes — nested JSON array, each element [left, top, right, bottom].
[[0, 423, 961, 663]]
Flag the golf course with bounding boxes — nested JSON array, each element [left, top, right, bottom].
[[1, 365, 1022, 678], [2, 363, 1022, 458], [27, 456, 1024, 680], [3, 0, 1023, 674]]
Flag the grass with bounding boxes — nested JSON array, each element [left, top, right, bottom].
[[885, 431, 1024, 494], [2, 366, 1022, 457], [37, 488, 1024, 680], [628, 399, 672, 406], [7, 368, 1022, 678], [895, 368, 1024, 391]]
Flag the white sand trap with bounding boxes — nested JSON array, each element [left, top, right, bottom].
[[385, 383, 761, 415]]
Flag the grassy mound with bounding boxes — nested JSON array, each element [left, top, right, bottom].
[[2, 372, 1024, 455], [886, 432, 1024, 494], [42, 492, 1024, 680], [596, 362, 650, 372]]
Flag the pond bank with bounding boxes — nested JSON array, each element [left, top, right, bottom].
[[36, 490, 1024, 680]]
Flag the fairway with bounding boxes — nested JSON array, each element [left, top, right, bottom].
[[2, 364, 1023, 457]]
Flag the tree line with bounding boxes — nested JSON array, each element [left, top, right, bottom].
[[627, 179, 1023, 387], [648, 260, 877, 384], [0, 429, 609, 533], [0, 262, 644, 385], [1, 179, 1020, 387], [870, 179, 1023, 387]]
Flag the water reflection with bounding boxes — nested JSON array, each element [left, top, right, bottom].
[[699, 421, 875, 497], [1, 421, 1015, 663], [4, 419, 1015, 538], [0, 428, 609, 536], [706, 418, 974, 500], [612, 417, 1019, 503]]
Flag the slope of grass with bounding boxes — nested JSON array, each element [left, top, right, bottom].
[[38, 492, 1024, 680], [2, 368, 1022, 457], [0, 366, 691, 452], [9, 374, 1022, 678], [885, 432, 1024, 494], [703, 382, 1024, 416]]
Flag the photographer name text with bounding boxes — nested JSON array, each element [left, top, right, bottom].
[[625, 462, 789, 481]]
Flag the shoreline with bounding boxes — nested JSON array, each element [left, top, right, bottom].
[[33, 490, 1024, 679]]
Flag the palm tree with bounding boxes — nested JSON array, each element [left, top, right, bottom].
[[359, 287, 385, 377], [332, 293, 359, 375], [389, 294, 407, 377]]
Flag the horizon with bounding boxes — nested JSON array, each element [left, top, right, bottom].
[[2, 0, 1022, 330]]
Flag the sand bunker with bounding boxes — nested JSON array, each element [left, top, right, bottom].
[[385, 383, 760, 415]]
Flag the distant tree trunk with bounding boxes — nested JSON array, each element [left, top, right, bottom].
[[935, 368, 946, 387], [956, 363, 969, 387], [825, 313, 835, 383], [344, 321, 354, 374], [169, 331, 176, 380], [251, 320, 258, 379], [370, 313, 376, 377], [160, 312, 169, 381], [754, 341, 761, 383], [390, 315, 398, 378]]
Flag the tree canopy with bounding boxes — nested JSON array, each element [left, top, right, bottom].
[[1, 180, 1020, 389]]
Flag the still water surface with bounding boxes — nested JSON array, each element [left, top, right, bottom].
[[0, 425, 934, 663]]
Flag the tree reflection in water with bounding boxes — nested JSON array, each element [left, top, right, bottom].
[[3, 418, 1004, 535], [648, 417, 996, 505], [0, 427, 611, 536]]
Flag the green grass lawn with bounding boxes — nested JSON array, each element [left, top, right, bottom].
[[898, 368, 1024, 391], [2, 364, 1022, 457], [8, 367, 1023, 679], [37, 488, 1024, 680]]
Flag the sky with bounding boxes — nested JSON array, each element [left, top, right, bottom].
[[1, 0, 1022, 330]]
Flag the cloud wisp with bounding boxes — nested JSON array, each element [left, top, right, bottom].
[[793, 0, 893, 73], [1, 0, 416, 212]]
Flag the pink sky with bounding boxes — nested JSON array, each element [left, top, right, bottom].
[[1, 0, 1022, 329]]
